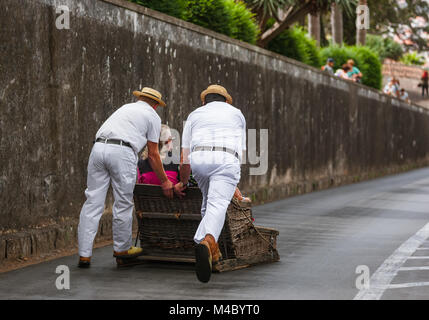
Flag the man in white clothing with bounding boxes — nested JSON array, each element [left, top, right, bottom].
[[175, 85, 246, 282], [78, 87, 174, 268]]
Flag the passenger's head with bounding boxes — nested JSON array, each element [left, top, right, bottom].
[[342, 64, 351, 72], [347, 59, 355, 66], [327, 58, 334, 67], [141, 124, 174, 160], [159, 124, 174, 159]]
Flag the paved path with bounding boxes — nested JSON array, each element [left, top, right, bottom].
[[1, 167, 429, 300]]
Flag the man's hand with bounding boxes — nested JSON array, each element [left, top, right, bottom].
[[161, 179, 174, 199], [174, 182, 187, 198], [241, 197, 252, 203]]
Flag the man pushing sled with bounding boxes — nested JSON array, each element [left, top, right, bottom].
[[176, 85, 247, 283]]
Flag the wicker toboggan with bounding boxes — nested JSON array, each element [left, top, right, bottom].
[[128, 184, 279, 272]]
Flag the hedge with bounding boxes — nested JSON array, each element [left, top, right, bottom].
[[131, 0, 259, 44], [267, 25, 321, 68], [400, 52, 425, 66], [224, 0, 259, 44], [184, 0, 233, 37], [320, 45, 382, 90]]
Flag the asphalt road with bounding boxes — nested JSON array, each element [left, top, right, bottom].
[[1, 167, 429, 300]]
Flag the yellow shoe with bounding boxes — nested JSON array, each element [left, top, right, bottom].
[[113, 246, 143, 259]]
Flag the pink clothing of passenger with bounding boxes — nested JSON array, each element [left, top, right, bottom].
[[137, 159, 179, 185], [137, 170, 179, 185]]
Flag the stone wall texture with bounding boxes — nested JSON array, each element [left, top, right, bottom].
[[1, 0, 429, 263], [383, 59, 425, 81]]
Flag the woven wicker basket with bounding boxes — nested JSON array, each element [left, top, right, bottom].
[[133, 184, 279, 271]]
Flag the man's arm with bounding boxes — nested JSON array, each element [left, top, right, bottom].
[[173, 148, 190, 198], [179, 148, 191, 184], [147, 141, 173, 199]]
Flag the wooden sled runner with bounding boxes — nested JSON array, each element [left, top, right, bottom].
[[117, 184, 280, 272]]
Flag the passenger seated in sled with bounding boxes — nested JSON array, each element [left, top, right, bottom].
[[137, 124, 250, 202]]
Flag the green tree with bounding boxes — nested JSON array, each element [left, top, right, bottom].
[[243, 0, 356, 47], [366, 34, 403, 61], [224, 0, 260, 44], [360, 0, 429, 51]]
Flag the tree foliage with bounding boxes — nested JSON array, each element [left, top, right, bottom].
[[129, 0, 259, 44], [366, 0, 429, 51], [267, 24, 321, 68], [243, 0, 356, 47], [184, 0, 233, 36], [400, 52, 426, 66], [224, 0, 260, 44], [366, 34, 404, 62]]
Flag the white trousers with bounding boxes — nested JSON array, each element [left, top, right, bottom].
[[190, 151, 241, 243], [78, 142, 137, 257]]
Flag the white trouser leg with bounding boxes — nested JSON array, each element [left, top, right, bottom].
[[78, 144, 110, 257], [194, 178, 237, 243], [106, 145, 137, 253], [191, 151, 241, 243], [197, 174, 210, 219]]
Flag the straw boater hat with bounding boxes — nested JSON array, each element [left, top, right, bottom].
[[200, 84, 232, 104], [133, 87, 166, 107]]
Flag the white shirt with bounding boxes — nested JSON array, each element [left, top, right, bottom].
[[182, 101, 246, 157], [384, 84, 398, 96], [400, 91, 409, 101], [96, 101, 161, 154]]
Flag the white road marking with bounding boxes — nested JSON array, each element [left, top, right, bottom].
[[407, 256, 429, 259], [415, 248, 429, 250], [387, 282, 429, 289], [399, 266, 429, 271], [354, 221, 429, 300]]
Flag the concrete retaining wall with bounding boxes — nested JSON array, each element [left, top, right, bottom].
[[1, 0, 429, 264]]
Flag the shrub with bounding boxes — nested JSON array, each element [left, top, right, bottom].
[[129, 0, 259, 44], [224, 0, 259, 44], [267, 25, 321, 68], [320, 45, 382, 90], [400, 52, 425, 66], [129, 0, 187, 19], [350, 46, 382, 90], [184, 0, 233, 37], [366, 34, 403, 61]]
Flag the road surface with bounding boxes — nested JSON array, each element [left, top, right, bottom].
[[1, 167, 429, 300]]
